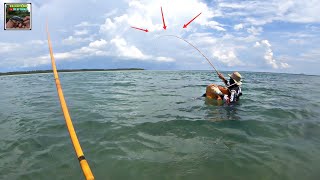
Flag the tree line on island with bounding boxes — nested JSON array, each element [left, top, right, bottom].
[[0, 68, 145, 76]]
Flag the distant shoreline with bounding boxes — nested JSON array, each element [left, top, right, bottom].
[[0, 68, 145, 76], [0, 69, 318, 77]]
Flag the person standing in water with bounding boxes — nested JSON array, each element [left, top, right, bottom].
[[203, 71, 243, 104]]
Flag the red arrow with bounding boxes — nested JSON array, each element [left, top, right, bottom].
[[161, 6, 166, 30], [183, 12, 202, 28], [131, 26, 148, 32]]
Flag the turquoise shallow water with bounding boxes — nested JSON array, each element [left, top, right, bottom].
[[0, 70, 320, 180]]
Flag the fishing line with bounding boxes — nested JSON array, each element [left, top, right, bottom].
[[157, 34, 220, 74], [157, 34, 228, 87]]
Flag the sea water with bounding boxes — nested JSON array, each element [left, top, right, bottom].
[[0, 71, 320, 180]]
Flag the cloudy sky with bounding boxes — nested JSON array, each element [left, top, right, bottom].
[[1, 0, 319, 75]]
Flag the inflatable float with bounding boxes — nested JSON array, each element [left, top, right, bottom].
[[205, 84, 229, 100]]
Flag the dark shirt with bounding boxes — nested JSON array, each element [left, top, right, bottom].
[[202, 79, 243, 102], [224, 79, 242, 102]]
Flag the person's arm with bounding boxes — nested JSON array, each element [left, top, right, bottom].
[[218, 73, 228, 85]]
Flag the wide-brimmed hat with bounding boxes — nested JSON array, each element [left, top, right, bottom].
[[228, 71, 242, 85]]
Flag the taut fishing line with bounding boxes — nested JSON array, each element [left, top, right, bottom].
[[156, 34, 220, 75]]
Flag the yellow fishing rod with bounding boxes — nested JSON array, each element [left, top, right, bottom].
[[46, 24, 94, 180]]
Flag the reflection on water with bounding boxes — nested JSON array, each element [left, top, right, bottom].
[[204, 98, 241, 121]]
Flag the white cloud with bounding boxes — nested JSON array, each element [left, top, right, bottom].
[[188, 33, 218, 45], [284, 1, 320, 23], [202, 21, 226, 31], [74, 29, 89, 36], [264, 50, 278, 69], [88, 39, 108, 48], [280, 62, 290, 68], [110, 36, 147, 59], [103, 9, 119, 18], [75, 21, 99, 27], [254, 41, 261, 47], [0, 42, 21, 53], [218, 0, 320, 25], [62, 36, 93, 45], [288, 38, 306, 45], [28, 40, 46, 45], [19, 36, 174, 68], [97, 0, 227, 68], [234, 23, 244, 30], [255, 40, 290, 69], [54, 52, 76, 60], [219, 3, 246, 9], [247, 26, 263, 36], [279, 32, 316, 38], [100, 17, 122, 32], [155, 56, 175, 62], [0, 40, 45, 56], [261, 40, 271, 47], [109, 36, 174, 61], [100, 0, 224, 34], [300, 48, 320, 62], [212, 49, 243, 67], [1, 0, 318, 73], [305, 25, 320, 32]]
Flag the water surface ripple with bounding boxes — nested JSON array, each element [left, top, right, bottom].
[[0, 71, 320, 180]]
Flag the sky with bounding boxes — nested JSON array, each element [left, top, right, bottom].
[[0, 0, 319, 75]]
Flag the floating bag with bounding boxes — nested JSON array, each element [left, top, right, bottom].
[[206, 84, 229, 100]]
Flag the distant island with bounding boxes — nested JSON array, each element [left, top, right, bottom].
[[0, 68, 145, 76]]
